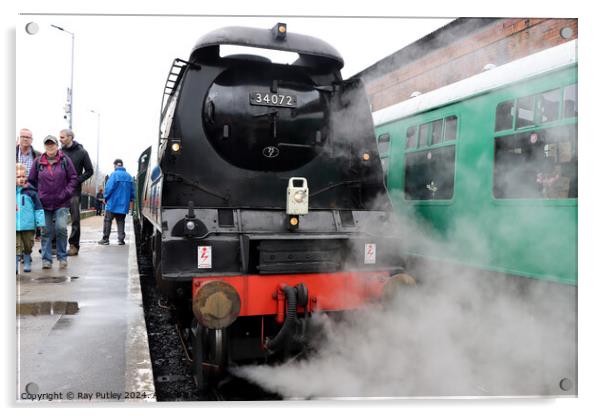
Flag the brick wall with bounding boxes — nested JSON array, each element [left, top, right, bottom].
[[365, 18, 578, 111]]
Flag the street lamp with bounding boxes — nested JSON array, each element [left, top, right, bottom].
[[90, 110, 101, 198], [50, 24, 75, 129]]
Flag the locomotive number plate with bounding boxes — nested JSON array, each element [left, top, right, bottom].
[[249, 92, 297, 108]]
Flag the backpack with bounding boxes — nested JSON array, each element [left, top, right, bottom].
[[35, 157, 68, 172]]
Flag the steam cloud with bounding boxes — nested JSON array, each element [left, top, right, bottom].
[[235, 56, 577, 398], [234, 196, 577, 398]]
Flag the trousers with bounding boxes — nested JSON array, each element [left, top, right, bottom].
[[42, 208, 69, 262], [16, 230, 35, 255], [102, 211, 126, 242], [68, 194, 81, 248]]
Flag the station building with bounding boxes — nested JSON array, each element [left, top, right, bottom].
[[357, 17, 578, 111]]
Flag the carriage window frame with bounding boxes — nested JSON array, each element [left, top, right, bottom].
[[377, 133, 391, 155], [538, 88, 561, 124], [444, 116, 458, 141], [403, 114, 459, 202], [431, 119, 443, 145], [407, 116, 459, 149], [377, 133, 391, 185], [493, 125, 577, 201], [516, 95, 536, 129], [418, 123, 430, 148], [495, 84, 577, 134], [406, 126, 417, 149], [563, 84, 578, 119], [495, 100, 515, 132], [492, 83, 578, 203]]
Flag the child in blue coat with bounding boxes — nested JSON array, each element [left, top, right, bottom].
[[16, 163, 45, 273]]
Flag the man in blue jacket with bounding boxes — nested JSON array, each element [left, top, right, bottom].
[[98, 159, 135, 245]]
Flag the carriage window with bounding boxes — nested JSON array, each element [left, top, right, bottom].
[[516, 95, 535, 128], [431, 119, 443, 145], [405, 146, 456, 200], [404, 115, 458, 200], [493, 124, 577, 199], [380, 157, 389, 185], [539, 89, 561, 123], [406, 126, 417, 149], [563, 84, 578, 118], [377, 133, 390, 155], [418, 124, 429, 147], [444, 116, 457, 141], [495, 100, 514, 131]]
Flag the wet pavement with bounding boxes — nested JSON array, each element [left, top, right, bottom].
[[16, 214, 154, 403]]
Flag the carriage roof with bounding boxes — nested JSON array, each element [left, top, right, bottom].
[[373, 39, 577, 127]]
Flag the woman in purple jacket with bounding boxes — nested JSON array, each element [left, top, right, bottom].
[[28, 135, 78, 269]]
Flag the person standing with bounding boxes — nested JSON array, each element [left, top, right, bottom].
[[95, 187, 104, 215], [16, 128, 41, 176], [16, 163, 46, 273], [98, 159, 135, 245], [17, 128, 42, 246], [28, 135, 78, 269], [59, 129, 94, 256]]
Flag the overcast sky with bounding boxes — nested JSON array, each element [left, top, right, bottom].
[[16, 14, 452, 183]]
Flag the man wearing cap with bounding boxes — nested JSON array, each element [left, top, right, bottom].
[[28, 135, 78, 269], [98, 159, 135, 245], [59, 129, 94, 256]]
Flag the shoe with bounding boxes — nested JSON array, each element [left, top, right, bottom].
[[98, 239, 109, 245], [23, 254, 32, 272], [59, 260, 68, 269], [68, 245, 79, 256], [42, 261, 52, 269], [118, 240, 125, 245]]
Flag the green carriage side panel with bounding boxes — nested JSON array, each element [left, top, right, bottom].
[[375, 51, 577, 286]]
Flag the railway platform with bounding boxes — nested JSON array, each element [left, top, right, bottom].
[[16, 215, 154, 403]]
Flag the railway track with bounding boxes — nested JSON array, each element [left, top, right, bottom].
[[136, 246, 280, 401]]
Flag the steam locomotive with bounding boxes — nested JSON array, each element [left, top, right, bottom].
[[135, 23, 409, 391]]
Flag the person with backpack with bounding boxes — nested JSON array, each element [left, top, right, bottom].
[[28, 135, 78, 269]]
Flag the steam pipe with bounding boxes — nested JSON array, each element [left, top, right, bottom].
[[265, 285, 297, 353]]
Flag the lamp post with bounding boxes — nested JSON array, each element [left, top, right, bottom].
[[90, 110, 101, 198], [50, 24, 74, 129]]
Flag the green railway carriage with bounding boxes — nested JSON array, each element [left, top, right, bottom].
[[373, 40, 577, 285]]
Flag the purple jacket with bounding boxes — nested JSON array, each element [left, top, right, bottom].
[[28, 151, 78, 210]]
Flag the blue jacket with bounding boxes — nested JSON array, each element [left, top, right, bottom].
[[16, 185, 46, 231], [104, 166, 135, 214]]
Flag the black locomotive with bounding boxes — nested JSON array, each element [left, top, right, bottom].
[[135, 23, 410, 391]]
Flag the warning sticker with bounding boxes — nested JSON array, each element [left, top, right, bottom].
[[364, 243, 376, 264], [198, 246, 212, 269]]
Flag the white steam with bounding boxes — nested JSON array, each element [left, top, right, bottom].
[[234, 72, 577, 397], [235, 263, 575, 398], [234, 203, 576, 398]]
